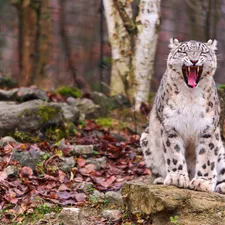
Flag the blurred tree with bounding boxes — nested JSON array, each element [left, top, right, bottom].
[[10, 0, 51, 87], [103, 0, 161, 110], [59, 0, 90, 92]]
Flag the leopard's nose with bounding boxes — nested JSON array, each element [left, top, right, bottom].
[[190, 60, 198, 66]]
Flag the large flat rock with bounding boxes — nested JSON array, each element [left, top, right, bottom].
[[122, 181, 225, 225]]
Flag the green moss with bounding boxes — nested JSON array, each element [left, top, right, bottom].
[[13, 130, 39, 143], [14, 204, 61, 225], [44, 127, 65, 142], [43, 121, 76, 142], [38, 105, 61, 123], [96, 117, 113, 128], [219, 84, 225, 90], [56, 86, 83, 98]]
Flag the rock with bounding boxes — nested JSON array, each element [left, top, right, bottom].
[[76, 181, 94, 195], [89, 130, 104, 138], [122, 181, 225, 225], [0, 89, 18, 101], [59, 156, 75, 172], [75, 98, 104, 119], [50, 102, 79, 122], [11, 148, 46, 170], [90, 92, 112, 114], [71, 145, 94, 156], [59, 208, 86, 225], [4, 165, 18, 179], [101, 209, 121, 220], [16, 87, 49, 102], [0, 100, 63, 136], [105, 191, 123, 207], [86, 156, 107, 170], [90, 92, 131, 110], [92, 190, 105, 199], [43, 212, 56, 220], [0, 87, 48, 102], [0, 136, 19, 148], [66, 97, 77, 105], [110, 94, 131, 108], [109, 131, 127, 142]]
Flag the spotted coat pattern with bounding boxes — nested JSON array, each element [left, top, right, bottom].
[[140, 39, 225, 193]]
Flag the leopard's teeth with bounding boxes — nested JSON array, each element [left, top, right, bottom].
[[188, 67, 190, 72], [197, 66, 200, 73]]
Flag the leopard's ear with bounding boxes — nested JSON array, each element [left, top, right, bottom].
[[206, 39, 217, 52], [169, 38, 179, 49]]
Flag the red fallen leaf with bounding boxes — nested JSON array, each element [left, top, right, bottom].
[[83, 120, 101, 131], [20, 167, 33, 178], [101, 132, 117, 142], [74, 192, 86, 202], [43, 174, 58, 181], [58, 170, 66, 183], [58, 184, 70, 191], [77, 158, 86, 167], [16, 217, 24, 223], [13, 188, 26, 196], [93, 175, 116, 188], [0, 171, 7, 181], [143, 168, 151, 175], [79, 164, 97, 175], [57, 191, 71, 200], [4, 190, 18, 204], [37, 181, 58, 191], [1, 218, 11, 224], [137, 161, 146, 168], [107, 164, 124, 175], [62, 147, 73, 157], [116, 177, 125, 182]]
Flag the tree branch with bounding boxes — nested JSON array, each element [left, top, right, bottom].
[[112, 0, 137, 36]]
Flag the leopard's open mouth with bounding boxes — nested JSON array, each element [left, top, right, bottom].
[[182, 65, 203, 88]]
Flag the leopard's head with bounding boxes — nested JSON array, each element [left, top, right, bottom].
[[167, 38, 217, 88]]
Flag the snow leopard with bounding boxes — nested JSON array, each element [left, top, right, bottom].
[[140, 38, 225, 193]]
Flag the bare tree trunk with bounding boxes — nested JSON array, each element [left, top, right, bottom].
[[32, 0, 51, 87], [11, 0, 51, 87], [103, 0, 160, 110], [103, 0, 132, 96], [59, 0, 90, 92], [132, 0, 161, 110]]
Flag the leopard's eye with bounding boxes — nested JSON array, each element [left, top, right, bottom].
[[177, 48, 183, 52]]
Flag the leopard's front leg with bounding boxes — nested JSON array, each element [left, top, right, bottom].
[[189, 130, 218, 192], [163, 129, 189, 188]]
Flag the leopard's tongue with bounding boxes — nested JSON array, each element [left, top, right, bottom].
[[187, 67, 197, 88]]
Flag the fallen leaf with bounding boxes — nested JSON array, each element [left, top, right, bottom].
[[20, 167, 33, 178]]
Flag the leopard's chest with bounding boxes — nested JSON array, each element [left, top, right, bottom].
[[162, 90, 214, 139]]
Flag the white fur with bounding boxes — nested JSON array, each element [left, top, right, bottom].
[[140, 39, 225, 193]]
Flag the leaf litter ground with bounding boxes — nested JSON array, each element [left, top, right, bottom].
[[0, 117, 150, 224]]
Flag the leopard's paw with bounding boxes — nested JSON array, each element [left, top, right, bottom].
[[215, 182, 225, 194], [153, 177, 164, 184], [190, 177, 215, 192], [164, 172, 189, 188]]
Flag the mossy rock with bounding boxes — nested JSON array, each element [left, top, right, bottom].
[[56, 86, 83, 98], [122, 181, 225, 225], [0, 100, 63, 137]]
